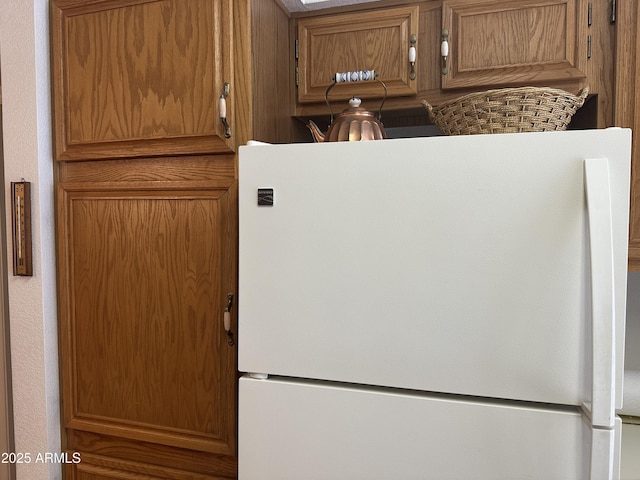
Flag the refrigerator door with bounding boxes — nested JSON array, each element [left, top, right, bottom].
[[238, 130, 630, 411], [239, 375, 618, 480]]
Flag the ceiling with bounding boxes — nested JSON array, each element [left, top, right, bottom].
[[279, 0, 383, 12]]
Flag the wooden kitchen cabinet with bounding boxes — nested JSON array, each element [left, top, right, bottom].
[[292, 0, 613, 127], [52, 0, 291, 478], [296, 4, 420, 104], [52, 0, 234, 161], [440, 0, 586, 90], [56, 157, 239, 479], [614, 0, 640, 269], [52, 2, 239, 478]]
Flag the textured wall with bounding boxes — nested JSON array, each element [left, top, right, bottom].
[[0, 0, 61, 478]]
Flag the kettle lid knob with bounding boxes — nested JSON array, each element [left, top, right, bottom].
[[349, 97, 362, 107]]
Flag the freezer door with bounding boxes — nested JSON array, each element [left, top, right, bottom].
[[238, 130, 630, 410], [239, 376, 619, 480]]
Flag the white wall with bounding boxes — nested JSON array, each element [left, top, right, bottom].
[[0, 0, 61, 479], [626, 272, 640, 371]]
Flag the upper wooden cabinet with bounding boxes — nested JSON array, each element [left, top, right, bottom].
[[292, 0, 605, 122], [51, 0, 234, 160], [296, 5, 420, 104], [441, 0, 586, 90]]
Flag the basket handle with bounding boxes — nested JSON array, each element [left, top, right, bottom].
[[576, 87, 590, 105], [421, 99, 436, 123]]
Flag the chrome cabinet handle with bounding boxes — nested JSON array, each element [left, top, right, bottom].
[[219, 83, 231, 139]]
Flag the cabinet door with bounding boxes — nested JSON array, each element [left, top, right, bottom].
[[57, 162, 238, 478], [52, 0, 234, 160], [297, 5, 419, 104], [441, 0, 586, 90], [614, 1, 640, 269]]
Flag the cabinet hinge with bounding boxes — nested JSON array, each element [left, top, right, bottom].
[[610, 0, 616, 23], [587, 35, 592, 59], [587, 2, 592, 27], [294, 39, 299, 87]]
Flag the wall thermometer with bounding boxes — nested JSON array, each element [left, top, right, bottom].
[[11, 181, 33, 276]]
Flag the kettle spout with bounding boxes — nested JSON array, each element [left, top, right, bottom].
[[307, 120, 325, 143]]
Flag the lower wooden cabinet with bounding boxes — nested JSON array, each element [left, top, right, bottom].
[[56, 156, 238, 479]]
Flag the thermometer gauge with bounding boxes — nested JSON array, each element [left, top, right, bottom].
[[11, 181, 32, 276]]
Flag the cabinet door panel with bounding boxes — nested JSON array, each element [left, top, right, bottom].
[[442, 0, 585, 89], [52, 0, 234, 160], [297, 5, 419, 104], [57, 179, 237, 476]]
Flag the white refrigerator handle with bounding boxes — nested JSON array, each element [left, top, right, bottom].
[[583, 158, 617, 430], [590, 427, 615, 480]]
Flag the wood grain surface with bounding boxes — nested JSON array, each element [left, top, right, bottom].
[[52, 0, 233, 160], [57, 176, 238, 477], [297, 5, 419, 103], [614, 0, 640, 269], [442, 0, 585, 89]]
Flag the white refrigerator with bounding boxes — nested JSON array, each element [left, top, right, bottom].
[[237, 129, 631, 480]]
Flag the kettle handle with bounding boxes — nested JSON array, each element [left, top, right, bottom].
[[324, 74, 388, 124]]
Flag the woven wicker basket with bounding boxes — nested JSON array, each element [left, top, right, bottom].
[[422, 86, 589, 135]]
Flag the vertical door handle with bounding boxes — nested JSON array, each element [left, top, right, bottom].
[[583, 157, 616, 429], [441, 29, 449, 75], [409, 34, 417, 80], [223, 293, 235, 346], [219, 83, 231, 138]]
